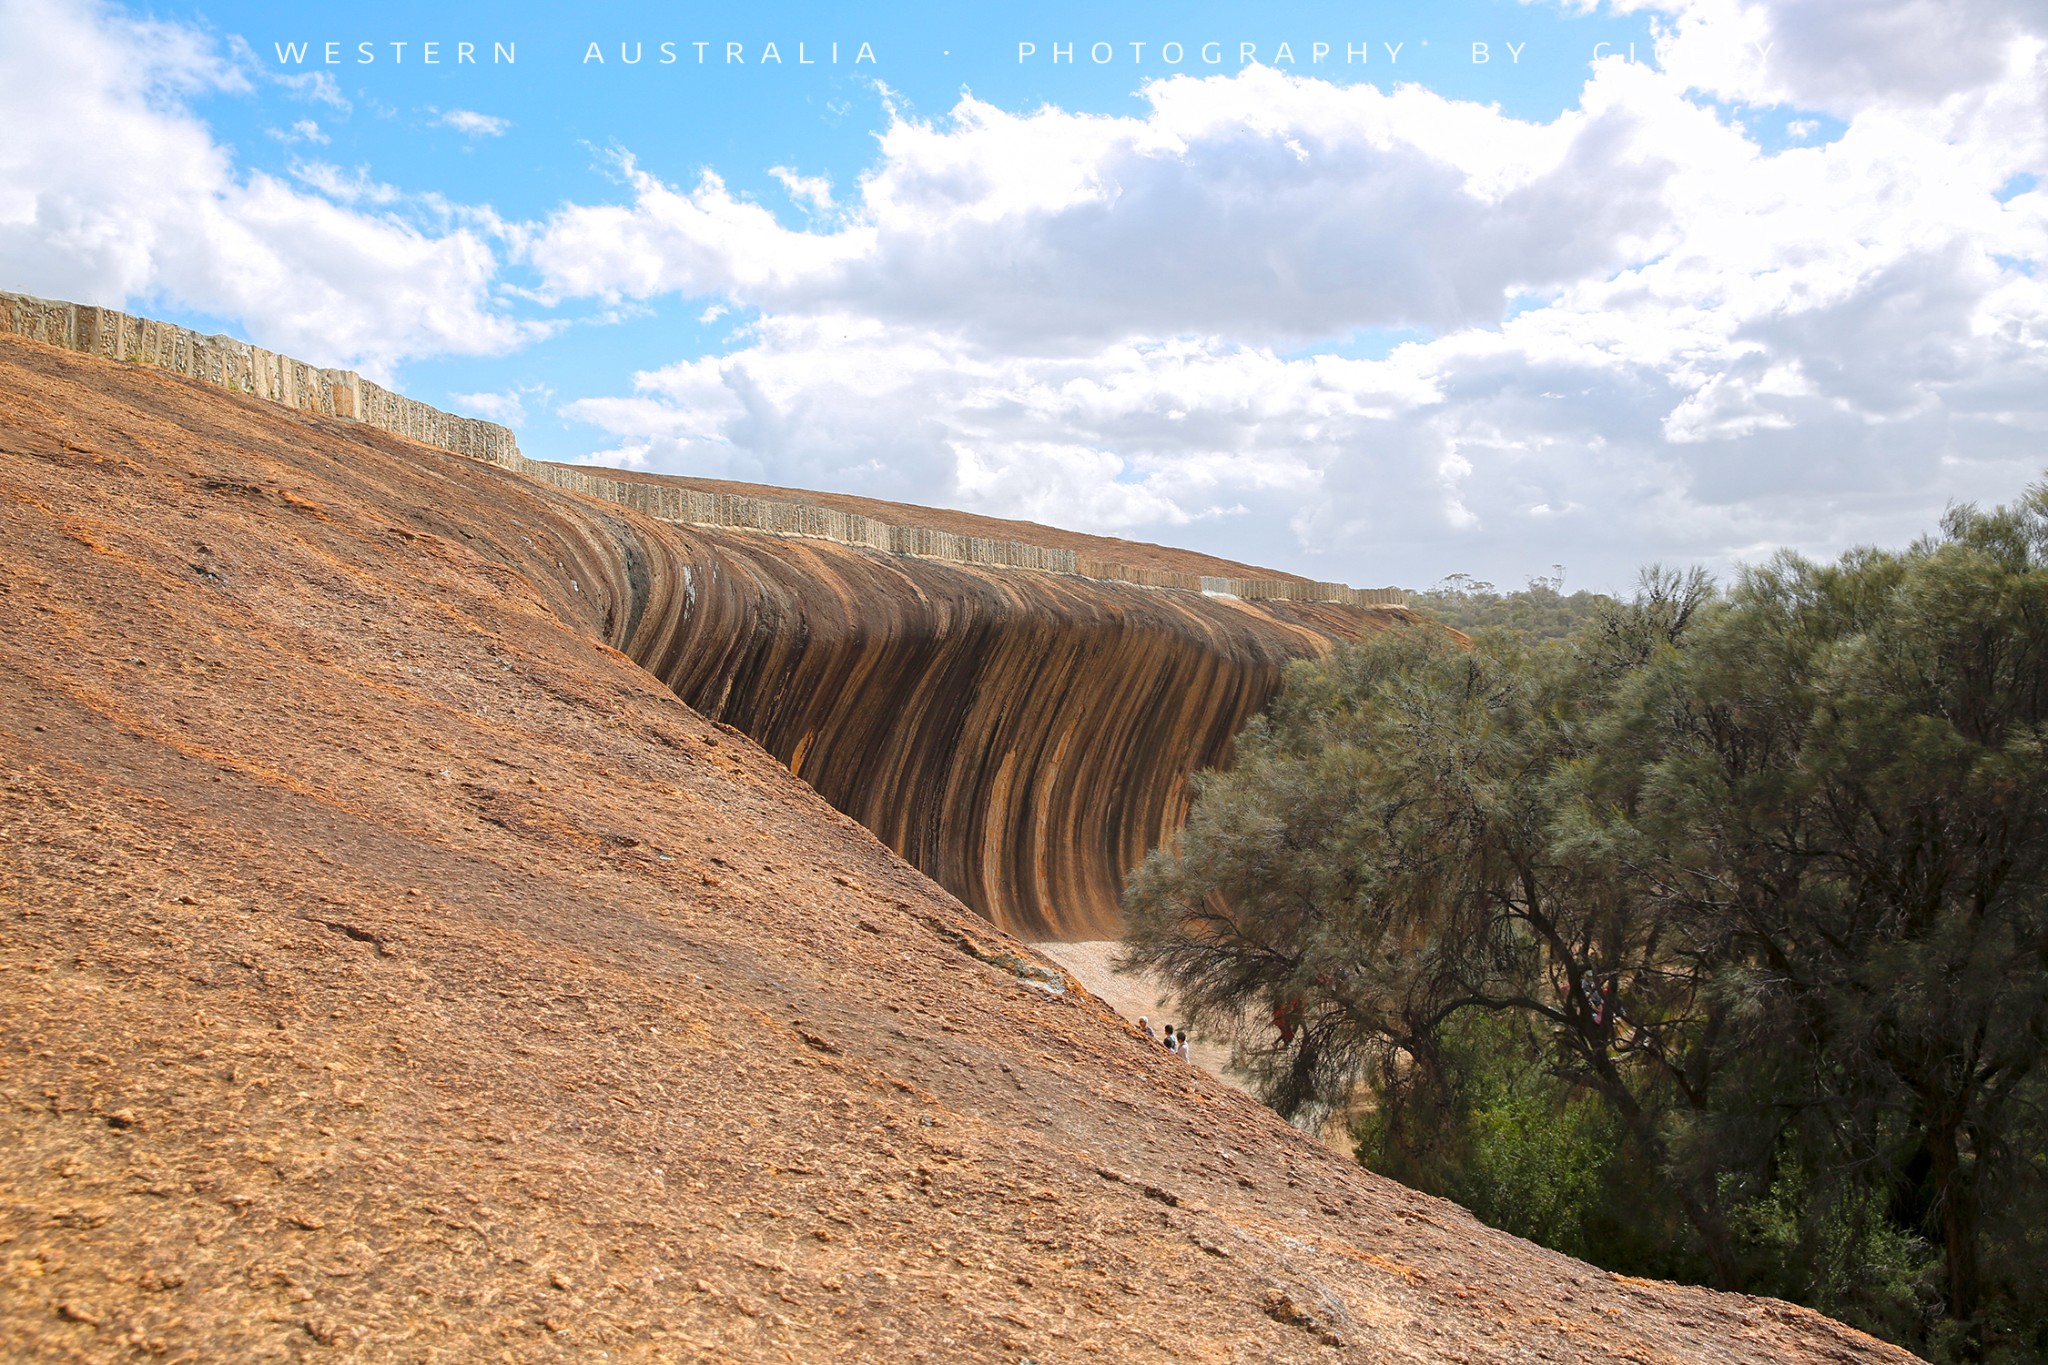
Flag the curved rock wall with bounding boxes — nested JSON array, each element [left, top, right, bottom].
[[571, 511, 1395, 939], [0, 296, 1405, 938], [1, 331, 1914, 1365], [0, 291, 1404, 607]]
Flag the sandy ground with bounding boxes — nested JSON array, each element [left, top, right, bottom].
[[1032, 942, 1370, 1156], [1029, 941, 1248, 1093]]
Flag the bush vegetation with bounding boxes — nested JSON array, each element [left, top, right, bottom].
[[1123, 487, 2048, 1362]]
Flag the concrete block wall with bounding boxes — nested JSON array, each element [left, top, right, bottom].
[[1, 291, 521, 465], [2, 289, 1403, 608]]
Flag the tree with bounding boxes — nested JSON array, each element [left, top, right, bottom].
[[1408, 571, 1618, 643], [1121, 568, 1752, 1284], [1123, 483, 2048, 1359], [1572, 491, 2048, 1344]]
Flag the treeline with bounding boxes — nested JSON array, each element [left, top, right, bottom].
[[1406, 570, 1616, 642], [1123, 489, 2048, 1362]]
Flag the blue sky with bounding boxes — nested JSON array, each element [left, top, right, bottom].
[[2, 0, 2044, 590], [187, 0, 1652, 444]]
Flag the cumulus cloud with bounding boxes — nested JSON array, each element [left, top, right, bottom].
[[527, 66, 1680, 346], [541, 0, 2048, 588], [0, 0, 538, 380], [520, 156, 865, 309], [1626, 0, 2048, 115], [450, 385, 548, 428]]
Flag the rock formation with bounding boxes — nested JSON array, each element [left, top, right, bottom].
[[0, 292, 1408, 938], [0, 329, 1918, 1363], [600, 521, 1384, 938], [0, 290, 1404, 608]]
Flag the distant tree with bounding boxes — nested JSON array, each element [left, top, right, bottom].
[[1407, 568, 1617, 643], [1124, 485, 2048, 1361]]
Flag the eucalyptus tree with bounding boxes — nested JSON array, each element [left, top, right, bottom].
[[1120, 568, 1750, 1283], [1124, 484, 2048, 1357], [1574, 490, 2048, 1342]]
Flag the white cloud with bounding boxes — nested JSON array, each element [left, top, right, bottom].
[[769, 166, 835, 211], [450, 385, 548, 428], [520, 155, 865, 307], [268, 118, 328, 146], [275, 68, 348, 112], [527, 66, 1679, 346], [434, 108, 509, 138], [288, 160, 401, 206], [1627, 0, 2048, 116], [542, 1, 2048, 589], [0, 0, 541, 381]]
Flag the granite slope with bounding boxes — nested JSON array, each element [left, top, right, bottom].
[[0, 335, 1922, 1363], [3, 290, 1401, 940]]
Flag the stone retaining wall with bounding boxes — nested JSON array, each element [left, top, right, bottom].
[[1, 291, 520, 464], [533, 463, 1405, 607], [535, 468, 1078, 572], [2, 289, 1404, 609]]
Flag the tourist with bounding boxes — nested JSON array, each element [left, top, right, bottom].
[[1138, 1015, 1156, 1042]]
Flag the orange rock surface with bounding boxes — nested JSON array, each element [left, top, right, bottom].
[[0, 335, 1919, 1363], [605, 511, 1390, 939]]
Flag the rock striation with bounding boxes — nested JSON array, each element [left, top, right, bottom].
[[0, 292, 1408, 938], [536, 463, 1407, 609], [595, 519, 1387, 938]]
